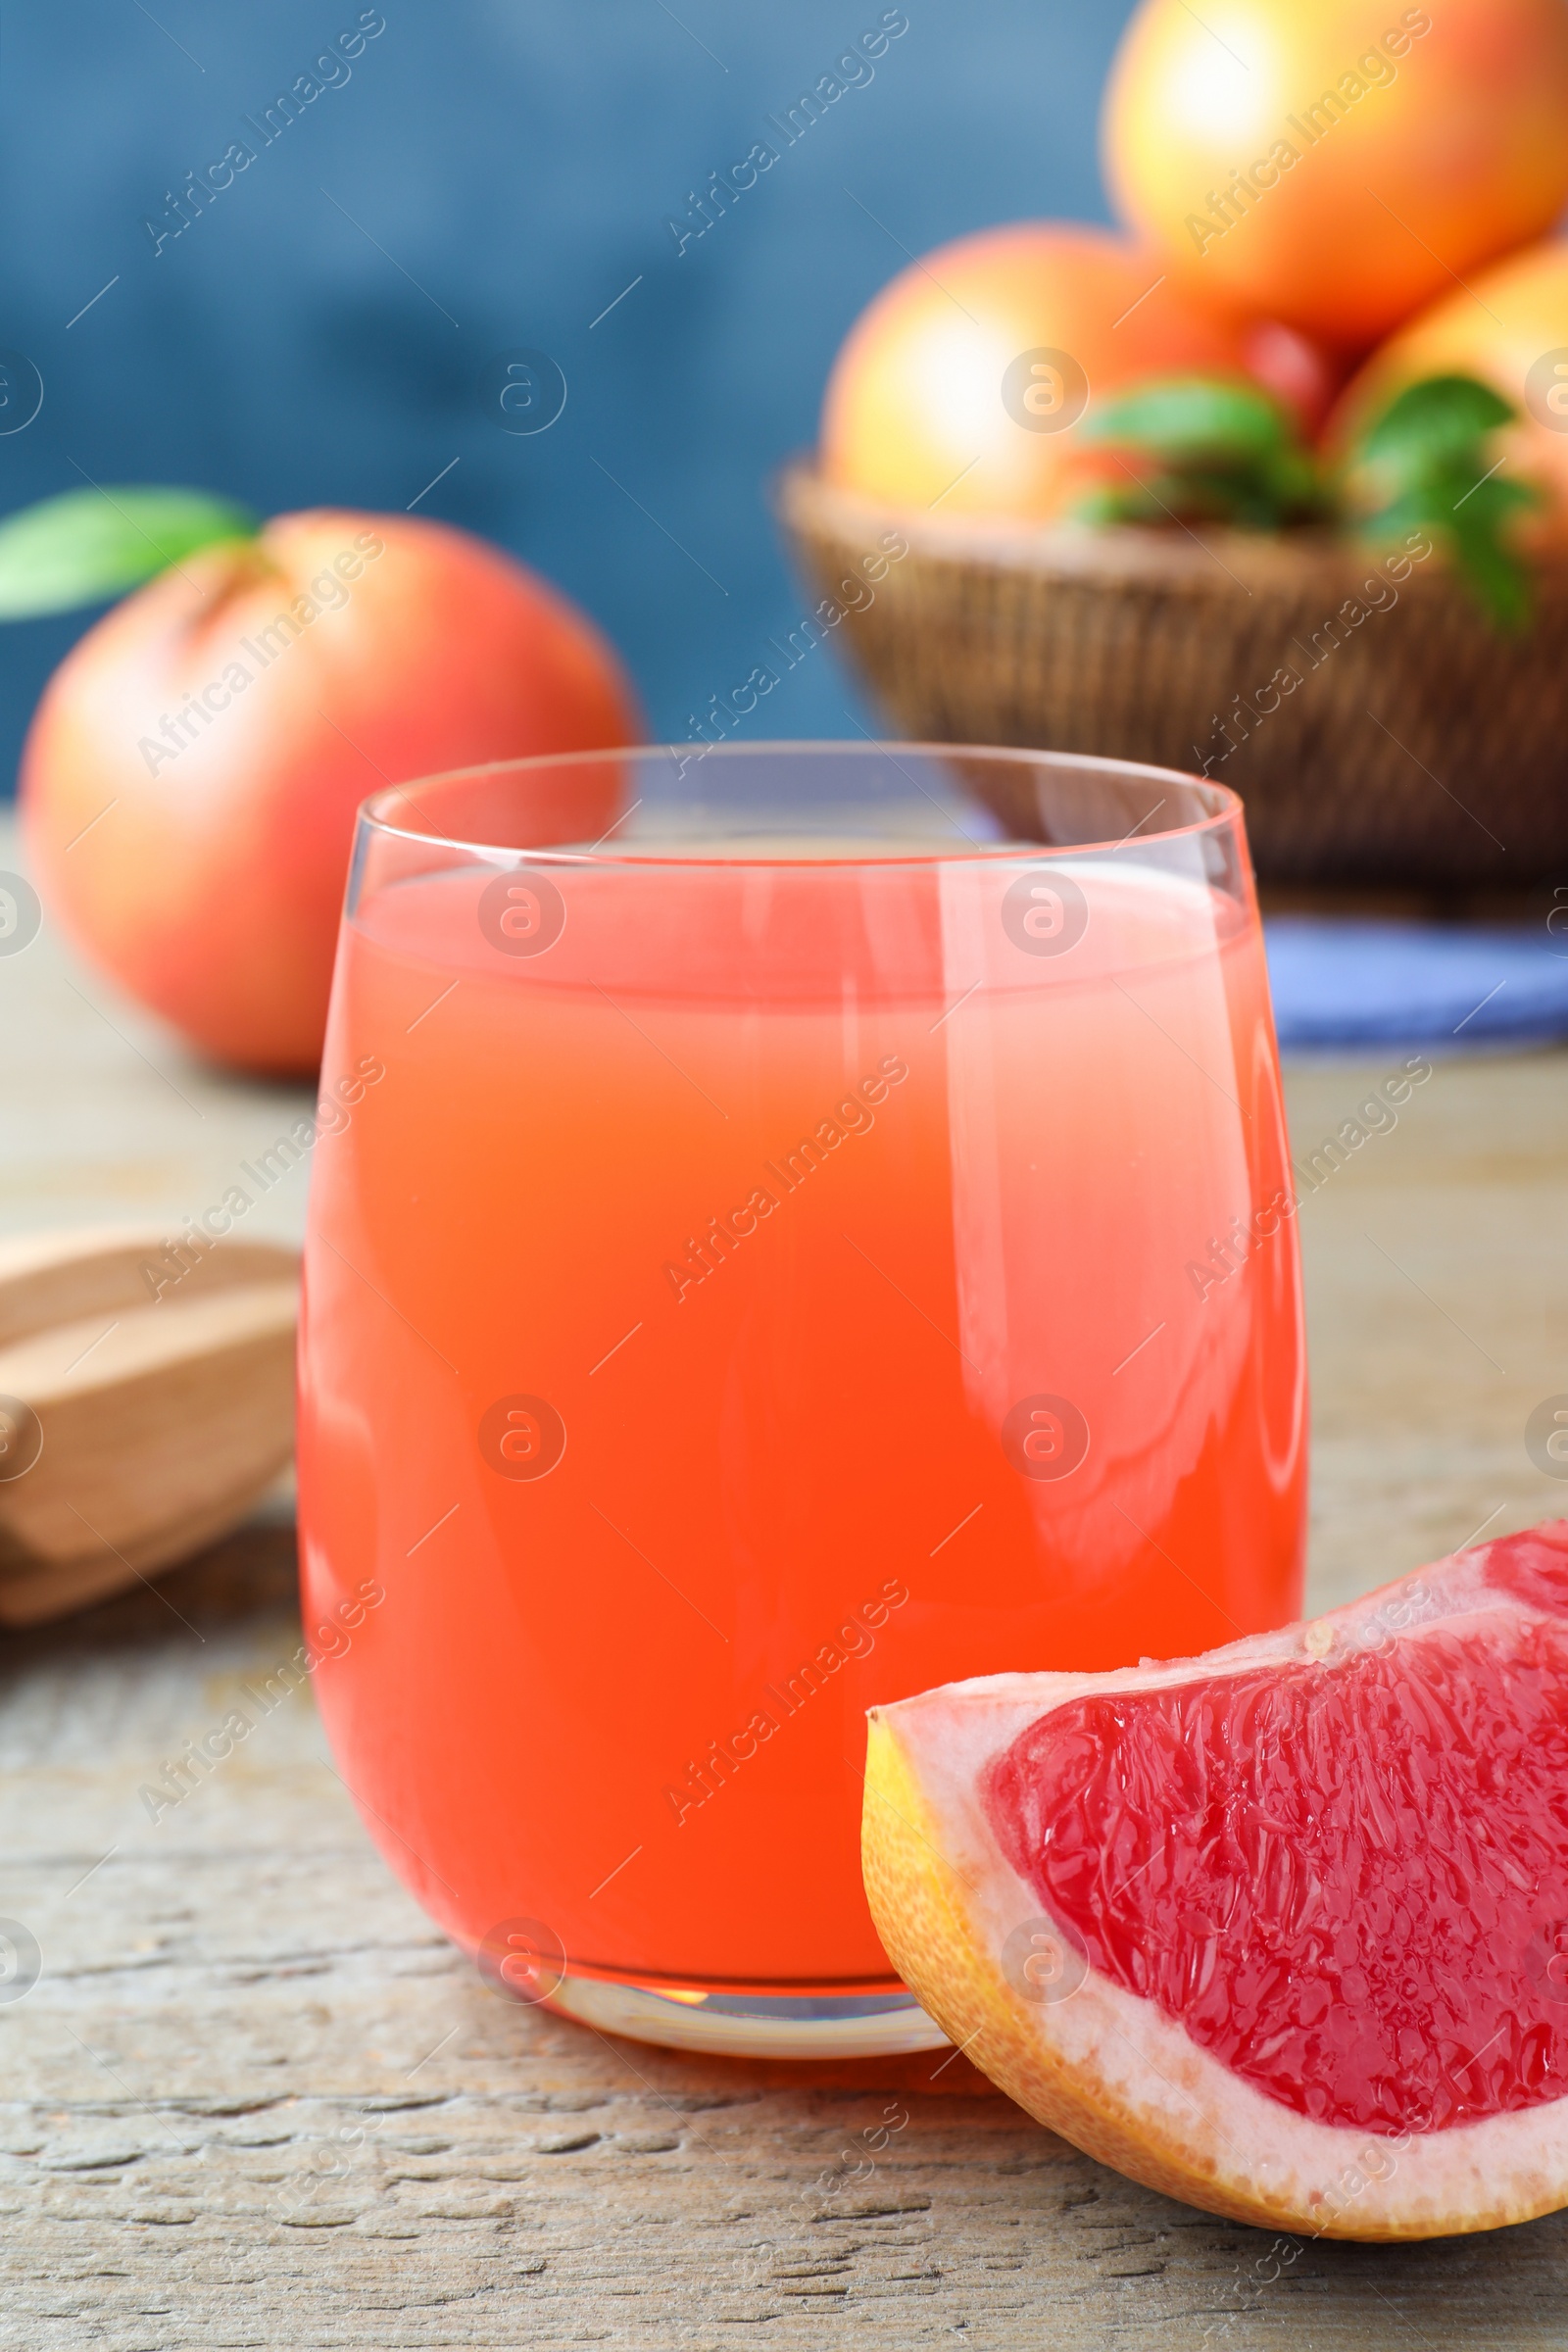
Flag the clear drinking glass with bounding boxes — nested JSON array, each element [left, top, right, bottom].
[[297, 742, 1306, 2057]]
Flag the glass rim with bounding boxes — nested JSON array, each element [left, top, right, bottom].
[[358, 739, 1245, 868]]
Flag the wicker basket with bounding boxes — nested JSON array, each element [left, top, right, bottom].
[[777, 462, 1568, 890]]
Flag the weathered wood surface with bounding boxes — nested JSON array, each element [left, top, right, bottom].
[[4, 822, 1568, 2347]]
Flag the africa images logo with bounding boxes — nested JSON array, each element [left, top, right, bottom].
[[479, 1396, 568, 1483]]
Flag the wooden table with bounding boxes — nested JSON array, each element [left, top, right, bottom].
[[5, 823, 1568, 2348]]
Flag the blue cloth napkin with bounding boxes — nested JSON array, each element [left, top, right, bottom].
[[1264, 916, 1568, 1054]]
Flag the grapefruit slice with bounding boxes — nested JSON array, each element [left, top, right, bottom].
[[863, 1520, 1568, 2239]]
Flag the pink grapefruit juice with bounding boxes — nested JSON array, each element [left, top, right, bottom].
[[299, 831, 1305, 1992]]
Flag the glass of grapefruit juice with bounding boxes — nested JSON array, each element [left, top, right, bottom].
[[298, 742, 1306, 2056]]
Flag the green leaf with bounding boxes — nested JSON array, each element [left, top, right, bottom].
[[1351, 370, 1540, 630], [0, 486, 260, 619], [1068, 479, 1170, 527], [1081, 375, 1293, 466], [1451, 519, 1534, 632], [1075, 374, 1329, 530], [1069, 473, 1206, 527], [1071, 466, 1290, 531], [1359, 372, 1516, 470]]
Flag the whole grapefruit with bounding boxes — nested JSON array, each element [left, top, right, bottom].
[[818, 220, 1259, 521], [1102, 0, 1568, 351], [21, 511, 639, 1076], [1332, 238, 1568, 532], [864, 1518, 1568, 2237]]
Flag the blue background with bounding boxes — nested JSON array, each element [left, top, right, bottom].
[[0, 1, 1134, 791]]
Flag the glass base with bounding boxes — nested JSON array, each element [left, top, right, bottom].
[[545, 1974, 951, 2058]]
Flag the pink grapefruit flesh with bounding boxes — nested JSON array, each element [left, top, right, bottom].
[[862, 1521, 1568, 2237]]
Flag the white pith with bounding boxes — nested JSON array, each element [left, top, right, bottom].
[[874, 1532, 1568, 2234]]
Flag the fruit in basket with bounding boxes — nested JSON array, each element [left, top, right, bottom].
[[819, 221, 1258, 520], [1332, 238, 1568, 538], [1102, 0, 1568, 351], [13, 491, 639, 1076], [863, 1519, 1568, 2237]]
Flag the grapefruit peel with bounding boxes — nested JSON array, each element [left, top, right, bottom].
[[863, 1523, 1568, 2239]]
